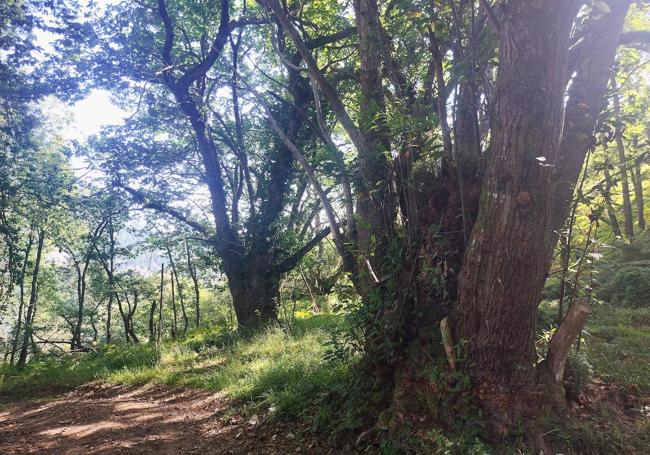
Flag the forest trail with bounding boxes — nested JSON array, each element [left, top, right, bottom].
[[0, 384, 326, 455]]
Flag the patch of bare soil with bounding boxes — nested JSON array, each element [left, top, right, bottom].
[[0, 384, 335, 454]]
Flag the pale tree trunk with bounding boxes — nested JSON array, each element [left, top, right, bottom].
[[167, 246, 188, 334], [149, 299, 157, 343]]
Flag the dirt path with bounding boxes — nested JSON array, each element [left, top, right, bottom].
[[0, 384, 330, 454]]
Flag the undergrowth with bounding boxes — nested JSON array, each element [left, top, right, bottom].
[[0, 312, 356, 424], [2, 305, 649, 454]]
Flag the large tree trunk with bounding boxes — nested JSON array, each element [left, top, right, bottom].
[[228, 255, 280, 330], [17, 230, 45, 368], [454, 0, 576, 434]]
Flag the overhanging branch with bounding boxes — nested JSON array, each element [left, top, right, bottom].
[[117, 183, 211, 236], [274, 226, 332, 274]]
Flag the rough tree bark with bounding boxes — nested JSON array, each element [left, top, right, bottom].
[[454, 0, 577, 434], [548, 0, 631, 249]]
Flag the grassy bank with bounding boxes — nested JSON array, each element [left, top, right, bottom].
[[0, 312, 352, 422]]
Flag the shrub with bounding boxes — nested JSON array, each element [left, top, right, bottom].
[[542, 276, 563, 300], [599, 265, 650, 307]]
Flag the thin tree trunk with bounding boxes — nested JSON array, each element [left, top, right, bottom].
[[603, 154, 623, 237], [10, 230, 34, 365], [128, 290, 139, 344], [91, 318, 98, 342], [185, 240, 200, 327], [149, 299, 157, 343], [72, 259, 90, 349], [106, 215, 115, 344], [115, 293, 130, 343], [633, 153, 645, 231], [612, 77, 634, 239], [158, 263, 164, 342], [17, 230, 45, 368], [170, 270, 177, 339], [167, 246, 187, 334], [106, 293, 113, 344]]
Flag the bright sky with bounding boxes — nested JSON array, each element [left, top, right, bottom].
[[31, 0, 126, 141], [63, 90, 127, 141]]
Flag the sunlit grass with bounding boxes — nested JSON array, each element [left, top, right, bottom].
[[106, 315, 350, 418], [1, 312, 351, 420]]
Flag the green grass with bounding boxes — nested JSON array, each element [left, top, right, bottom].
[[538, 301, 650, 391], [3, 305, 649, 453], [0, 344, 159, 401], [1, 312, 353, 420], [585, 304, 650, 391]]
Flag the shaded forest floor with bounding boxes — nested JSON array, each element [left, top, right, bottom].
[[0, 383, 328, 455]]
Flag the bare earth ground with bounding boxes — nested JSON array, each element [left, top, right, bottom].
[[0, 384, 333, 455]]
